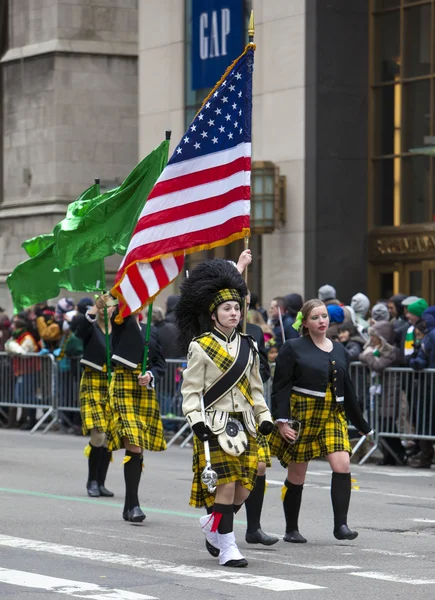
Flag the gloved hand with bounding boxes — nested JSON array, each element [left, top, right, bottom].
[[258, 420, 274, 435], [192, 422, 213, 442]]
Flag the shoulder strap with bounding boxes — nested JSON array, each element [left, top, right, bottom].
[[202, 336, 251, 410]]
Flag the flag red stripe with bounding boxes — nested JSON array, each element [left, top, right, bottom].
[[122, 216, 249, 269], [127, 263, 150, 305], [134, 186, 249, 234], [151, 259, 171, 291], [148, 156, 250, 200]]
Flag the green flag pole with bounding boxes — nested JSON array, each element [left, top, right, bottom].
[[141, 130, 171, 377], [94, 177, 112, 383]]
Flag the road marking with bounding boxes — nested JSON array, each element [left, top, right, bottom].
[[0, 535, 324, 592], [350, 571, 435, 585], [411, 518, 435, 523], [0, 567, 157, 599], [360, 548, 424, 559]]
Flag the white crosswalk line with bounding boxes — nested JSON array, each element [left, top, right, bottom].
[[0, 534, 324, 592], [0, 567, 157, 599], [350, 571, 435, 585]]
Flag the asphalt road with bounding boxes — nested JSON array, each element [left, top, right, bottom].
[[0, 429, 434, 600]]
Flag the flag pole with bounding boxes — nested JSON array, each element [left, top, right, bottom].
[[94, 177, 112, 383], [242, 11, 255, 334], [141, 130, 172, 376]]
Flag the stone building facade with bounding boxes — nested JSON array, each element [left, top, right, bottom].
[[0, 0, 139, 313]]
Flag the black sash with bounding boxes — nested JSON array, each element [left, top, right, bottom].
[[202, 336, 251, 410]]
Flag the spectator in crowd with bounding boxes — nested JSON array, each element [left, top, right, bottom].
[[248, 307, 274, 350], [165, 295, 180, 324], [409, 307, 435, 468], [56, 297, 75, 332], [337, 322, 365, 361], [249, 291, 268, 323], [350, 293, 370, 331], [152, 306, 182, 359], [387, 294, 408, 332], [359, 320, 406, 466], [5, 312, 41, 430], [326, 304, 345, 341], [400, 298, 428, 365], [284, 294, 304, 324], [370, 303, 390, 324], [0, 307, 11, 351], [35, 303, 62, 351], [268, 297, 298, 348], [318, 284, 352, 322]]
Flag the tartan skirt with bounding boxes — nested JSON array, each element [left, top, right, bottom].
[[189, 413, 258, 509], [105, 366, 167, 453], [269, 386, 352, 466], [80, 367, 109, 435], [257, 432, 272, 467]]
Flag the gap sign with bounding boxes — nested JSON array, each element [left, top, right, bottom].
[[192, 0, 244, 90]]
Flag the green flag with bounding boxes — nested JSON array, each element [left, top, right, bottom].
[[7, 235, 104, 313], [54, 140, 170, 271]]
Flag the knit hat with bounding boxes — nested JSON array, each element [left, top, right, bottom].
[[350, 293, 370, 317], [401, 295, 419, 306], [407, 298, 429, 318], [284, 293, 303, 316], [318, 284, 336, 302], [175, 258, 247, 355], [57, 297, 75, 314], [327, 304, 344, 324], [369, 320, 395, 345], [77, 297, 94, 315], [371, 303, 389, 322]]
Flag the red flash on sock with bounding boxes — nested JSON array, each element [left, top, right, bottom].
[[210, 512, 223, 532]]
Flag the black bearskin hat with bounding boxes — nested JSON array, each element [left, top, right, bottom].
[[175, 258, 247, 355]]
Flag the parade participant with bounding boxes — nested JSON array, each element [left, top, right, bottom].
[[269, 299, 372, 543], [105, 301, 167, 523], [73, 294, 115, 498], [176, 258, 274, 568]]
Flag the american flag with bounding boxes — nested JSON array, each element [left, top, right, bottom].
[[112, 44, 254, 320]]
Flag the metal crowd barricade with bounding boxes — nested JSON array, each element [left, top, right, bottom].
[[0, 351, 56, 433]]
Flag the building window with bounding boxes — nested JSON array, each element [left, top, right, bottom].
[[369, 0, 435, 227]]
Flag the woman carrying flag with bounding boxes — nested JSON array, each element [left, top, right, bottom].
[[176, 258, 274, 568], [104, 300, 167, 523]]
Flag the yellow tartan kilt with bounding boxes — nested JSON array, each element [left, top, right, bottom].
[[80, 367, 109, 435], [269, 387, 352, 466], [189, 414, 259, 509], [256, 432, 272, 467], [105, 365, 167, 453]]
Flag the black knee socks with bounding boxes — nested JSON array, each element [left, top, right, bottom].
[[211, 503, 234, 534], [88, 444, 103, 483], [123, 451, 143, 512], [245, 474, 265, 533], [331, 472, 351, 533], [283, 479, 304, 533], [98, 448, 112, 487]]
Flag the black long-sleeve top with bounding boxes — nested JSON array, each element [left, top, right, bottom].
[[111, 315, 166, 384], [272, 335, 371, 434], [73, 314, 111, 372]]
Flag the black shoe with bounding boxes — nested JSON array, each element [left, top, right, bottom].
[[245, 528, 279, 546], [376, 458, 395, 466], [127, 506, 146, 523], [283, 530, 307, 543], [334, 524, 358, 540], [87, 481, 100, 497], [205, 538, 220, 557], [99, 485, 114, 497], [122, 511, 128, 521], [223, 558, 248, 568]]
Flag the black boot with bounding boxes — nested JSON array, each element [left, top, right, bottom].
[[282, 480, 306, 543], [87, 444, 104, 497], [245, 475, 279, 545], [98, 448, 114, 496], [123, 451, 145, 523], [331, 472, 358, 540]]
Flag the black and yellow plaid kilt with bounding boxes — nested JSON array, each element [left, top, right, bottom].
[[105, 365, 167, 453], [189, 413, 258, 509], [256, 432, 272, 467], [269, 386, 352, 466], [80, 367, 109, 435]]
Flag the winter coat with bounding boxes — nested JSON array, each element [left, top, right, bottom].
[[359, 321, 401, 417], [410, 306, 435, 370], [272, 313, 298, 348]]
